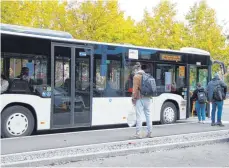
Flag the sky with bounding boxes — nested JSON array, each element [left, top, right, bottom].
[[118, 0, 229, 34]]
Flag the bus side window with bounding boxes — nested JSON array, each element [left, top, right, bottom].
[[123, 62, 154, 97], [94, 45, 123, 97]]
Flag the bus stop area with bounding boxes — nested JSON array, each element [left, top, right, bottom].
[[2, 120, 229, 155], [1, 118, 229, 167], [1, 102, 229, 167]]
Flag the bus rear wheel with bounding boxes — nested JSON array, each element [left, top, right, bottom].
[[1, 106, 35, 138], [160, 102, 177, 124]]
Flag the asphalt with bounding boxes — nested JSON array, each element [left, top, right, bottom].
[[59, 142, 229, 167], [1, 121, 229, 155]]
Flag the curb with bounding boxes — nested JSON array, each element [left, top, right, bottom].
[[2, 137, 229, 167], [1, 130, 229, 167]]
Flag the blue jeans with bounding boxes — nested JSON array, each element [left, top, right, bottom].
[[211, 101, 224, 123], [195, 101, 206, 121], [136, 98, 152, 134]]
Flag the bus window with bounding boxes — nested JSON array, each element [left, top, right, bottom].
[[156, 64, 186, 96], [9, 58, 22, 78], [156, 64, 174, 93], [95, 59, 122, 96], [124, 62, 154, 97], [1, 53, 49, 96], [94, 45, 123, 97], [55, 58, 70, 88], [198, 68, 208, 88], [189, 66, 197, 92], [7, 56, 48, 85], [53, 46, 71, 117]]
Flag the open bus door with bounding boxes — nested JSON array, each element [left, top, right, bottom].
[[188, 65, 209, 117], [189, 60, 226, 118]]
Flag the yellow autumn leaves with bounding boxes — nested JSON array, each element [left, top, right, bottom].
[[1, 0, 228, 69]]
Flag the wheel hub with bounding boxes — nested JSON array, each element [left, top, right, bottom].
[[6, 113, 28, 136], [164, 107, 175, 123]]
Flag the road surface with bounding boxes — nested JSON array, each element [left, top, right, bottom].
[[54, 142, 229, 167]]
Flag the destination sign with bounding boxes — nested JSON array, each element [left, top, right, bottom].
[[160, 54, 181, 62]]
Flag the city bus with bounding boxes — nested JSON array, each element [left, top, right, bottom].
[[0, 24, 226, 138]]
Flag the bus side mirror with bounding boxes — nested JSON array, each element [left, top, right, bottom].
[[213, 60, 226, 75], [221, 64, 226, 74]]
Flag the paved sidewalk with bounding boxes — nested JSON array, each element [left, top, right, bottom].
[[2, 122, 229, 155]]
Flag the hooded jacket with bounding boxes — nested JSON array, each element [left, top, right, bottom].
[[132, 70, 145, 100], [207, 75, 227, 101], [191, 86, 207, 102]]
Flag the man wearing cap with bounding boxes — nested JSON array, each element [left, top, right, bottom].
[[132, 62, 152, 138], [207, 73, 227, 126]]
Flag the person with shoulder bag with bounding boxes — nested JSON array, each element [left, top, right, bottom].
[[131, 62, 157, 139], [207, 73, 227, 126]]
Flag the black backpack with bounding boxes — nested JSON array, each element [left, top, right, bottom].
[[213, 81, 224, 101], [197, 89, 207, 104], [140, 73, 157, 96]]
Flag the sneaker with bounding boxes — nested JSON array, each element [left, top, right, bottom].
[[132, 133, 142, 139], [217, 122, 225, 127], [146, 132, 153, 138], [211, 123, 216, 126], [198, 120, 202, 123], [202, 121, 206, 124]]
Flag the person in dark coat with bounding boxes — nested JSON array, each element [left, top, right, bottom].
[[191, 82, 208, 123], [207, 73, 227, 126]]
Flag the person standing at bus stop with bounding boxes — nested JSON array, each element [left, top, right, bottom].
[[207, 73, 227, 126], [131, 62, 155, 139], [191, 82, 207, 123]]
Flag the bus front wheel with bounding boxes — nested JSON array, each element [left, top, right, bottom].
[[160, 102, 177, 124], [1, 106, 35, 138]]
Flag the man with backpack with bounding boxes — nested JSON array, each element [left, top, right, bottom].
[[207, 73, 227, 126], [191, 83, 207, 123], [131, 62, 157, 138]]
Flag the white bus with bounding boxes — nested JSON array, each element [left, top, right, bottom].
[[0, 24, 225, 138]]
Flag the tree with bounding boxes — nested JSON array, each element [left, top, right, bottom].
[[1, 1, 70, 31], [186, 0, 229, 71], [68, 0, 137, 43], [136, 0, 188, 49], [225, 73, 229, 86]]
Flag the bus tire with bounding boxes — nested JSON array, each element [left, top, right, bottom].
[[160, 102, 177, 124], [1, 106, 35, 138]]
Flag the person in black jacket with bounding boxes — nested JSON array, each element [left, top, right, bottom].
[[207, 73, 227, 126], [191, 82, 208, 123]]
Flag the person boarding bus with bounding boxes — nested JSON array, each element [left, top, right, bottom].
[[191, 82, 207, 123]]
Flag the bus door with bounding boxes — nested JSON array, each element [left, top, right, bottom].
[[188, 65, 210, 118], [51, 43, 93, 128]]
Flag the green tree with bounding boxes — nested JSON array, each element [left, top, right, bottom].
[[68, 0, 137, 43], [1, 1, 69, 31], [137, 0, 188, 49], [186, 0, 229, 71]]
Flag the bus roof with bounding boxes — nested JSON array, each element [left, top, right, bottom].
[[0, 23, 73, 39], [1, 23, 210, 56]]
